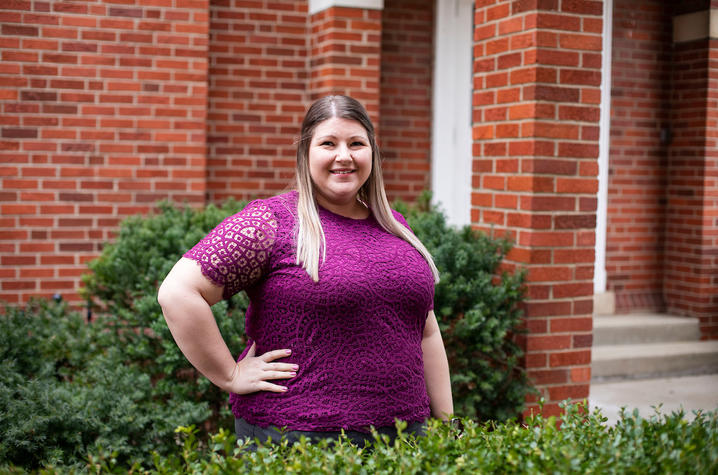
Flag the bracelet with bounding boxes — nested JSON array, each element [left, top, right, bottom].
[[449, 417, 463, 431]]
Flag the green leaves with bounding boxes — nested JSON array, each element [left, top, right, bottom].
[[2, 297, 717, 473], [0, 301, 211, 470], [126, 404, 718, 474], [399, 193, 531, 421]]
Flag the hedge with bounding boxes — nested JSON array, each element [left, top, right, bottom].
[[1, 211, 716, 472], [93, 402, 718, 474]]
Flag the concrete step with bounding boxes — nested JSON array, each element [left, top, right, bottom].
[[589, 374, 718, 425], [592, 341, 718, 382], [594, 313, 700, 346]]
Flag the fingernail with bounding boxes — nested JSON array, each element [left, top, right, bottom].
[[282, 386, 288, 392], [290, 372, 296, 377], [285, 349, 292, 355], [292, 365, 299, 371]]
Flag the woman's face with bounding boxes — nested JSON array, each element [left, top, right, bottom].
[[308, 117, 372, 210]]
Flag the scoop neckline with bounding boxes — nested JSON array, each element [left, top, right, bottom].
[[317, 202, 372, 222]]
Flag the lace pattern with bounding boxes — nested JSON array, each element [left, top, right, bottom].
[[184, 200, 277, 299]]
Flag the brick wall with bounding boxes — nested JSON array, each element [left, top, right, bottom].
[[206, 0, 308, 203], [664, 7, 718, 337], [379, 0, 434, 203], [1, 1, 436, 305], [471, 0, 602, 417], [0, 0, 209, 305], [206, 0, 427, 204], [606, 0, 671, 312]]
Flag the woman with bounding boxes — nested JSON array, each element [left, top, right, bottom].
[[158, 95, 452, 446]]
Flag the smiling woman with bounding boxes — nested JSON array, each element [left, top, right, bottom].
[[158, 95, 452, 448]]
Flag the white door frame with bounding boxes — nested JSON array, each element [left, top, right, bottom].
[[431, 0, 474, 227], [594, 0, 612, 294]]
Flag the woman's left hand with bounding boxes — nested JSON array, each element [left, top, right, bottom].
[[227, 343, 298, 395]]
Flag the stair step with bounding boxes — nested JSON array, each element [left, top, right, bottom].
[[592, 341, 718, 382], [594, 314, 700, 346]]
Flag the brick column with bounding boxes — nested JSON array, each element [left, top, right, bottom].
[[665, 2, 718, 338], [0, 0, 209, 304], [308, 0, 382, 123], [472, 0, 603, 416]]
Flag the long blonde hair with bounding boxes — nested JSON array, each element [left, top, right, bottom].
[[295, 95, 439, 283]]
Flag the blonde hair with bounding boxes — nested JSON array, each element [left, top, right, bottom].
[[295, 95, 439, 283]]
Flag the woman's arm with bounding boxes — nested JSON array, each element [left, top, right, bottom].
[[158, 258, 296, 394], [422, 310, 453, 420]]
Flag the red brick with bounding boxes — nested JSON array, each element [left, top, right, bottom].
[[549, 350, 591, 367], [572, 334, 593, 348], [527, 334, 572, 351], [550, 317, 592, 332], [524, 159, 577, 175], [524, 301, 573, 317], [527, 369, 568, 385], [521, 195, 576, 212], [570, 367, 591, 383], [560, 69, 601, 86], [527, 265, 573, 282], [547, 383, 589, 401], [561, 0, 602, 16], [553, 282, 594, 299], [559, 33, 602, 51]]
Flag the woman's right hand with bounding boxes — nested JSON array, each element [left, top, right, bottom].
[[228, 342, 298, 394]]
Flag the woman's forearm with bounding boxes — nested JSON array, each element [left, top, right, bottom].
[[158, 259, 237, 391], [422, 312, 453, 420]]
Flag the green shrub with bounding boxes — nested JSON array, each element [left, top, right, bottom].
[[80, 200, 249, 431], [396, 194, 529, 420], [81, 402, 717, 474], [0, 301, 209, 470]]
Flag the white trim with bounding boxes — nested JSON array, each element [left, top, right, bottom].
[[308, 0, 383, 15], [594, 0, 612, 294], [431, 0, 474, 227], [673, 10, 709, 43]]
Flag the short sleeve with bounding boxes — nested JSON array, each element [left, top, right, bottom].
[[184, 200, 278, 299], [391, 209, 413, 231]]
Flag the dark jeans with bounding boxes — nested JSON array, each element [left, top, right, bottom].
[[235, 417, 427, 448]]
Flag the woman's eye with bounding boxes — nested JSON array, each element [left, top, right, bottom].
[[321, 141, 334, 146], [351, 141, 366, 147]]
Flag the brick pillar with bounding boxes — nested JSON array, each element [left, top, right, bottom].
[[308, 1, 382, 123], [0, 0, 209, 305], [472, 0, 603, 416], [665, 2, 718, 338]]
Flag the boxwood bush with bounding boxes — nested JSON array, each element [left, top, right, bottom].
[[90, 403, 718, 474], [0, 300, 209, 470]]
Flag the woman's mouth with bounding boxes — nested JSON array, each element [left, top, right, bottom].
[[330, 170, 355, 175]]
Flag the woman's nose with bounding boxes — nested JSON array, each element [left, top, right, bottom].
[[335, 143, 351, 161]]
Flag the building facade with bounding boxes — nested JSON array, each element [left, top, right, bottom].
[[1, 0, 716, 416]]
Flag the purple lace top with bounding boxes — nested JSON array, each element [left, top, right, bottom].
[[184, 191, 435, 431]]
